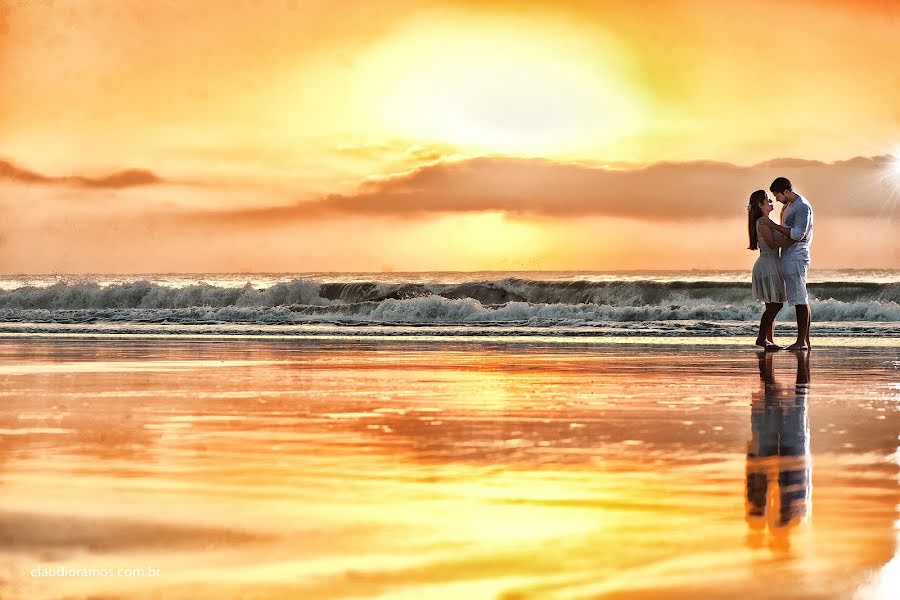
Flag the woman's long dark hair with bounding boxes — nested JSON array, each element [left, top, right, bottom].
[[747, 190, 767, 250]]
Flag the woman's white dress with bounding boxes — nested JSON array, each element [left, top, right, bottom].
[[752, 220, 787, 303]]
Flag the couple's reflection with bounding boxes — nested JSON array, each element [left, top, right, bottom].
[[746, 351, 811, 551]]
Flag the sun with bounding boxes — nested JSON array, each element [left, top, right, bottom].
[[415, 212, 550, 270], [351, 14, 647, 158]]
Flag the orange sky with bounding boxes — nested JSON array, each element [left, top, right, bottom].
[[1, 0, 899, 273]]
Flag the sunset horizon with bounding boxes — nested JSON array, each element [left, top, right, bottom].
[[2, 0, 899, 273], [1, 3, 898, 600]]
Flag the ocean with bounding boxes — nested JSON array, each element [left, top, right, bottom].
[[1, 270, 898, 340]]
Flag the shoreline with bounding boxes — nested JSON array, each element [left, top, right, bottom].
[[1, 331, 899, 348]]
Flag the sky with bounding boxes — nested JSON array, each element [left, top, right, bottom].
[[1, 0, 899, 273]]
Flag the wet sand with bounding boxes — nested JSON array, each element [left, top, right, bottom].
[[0, 336, 897, 599]]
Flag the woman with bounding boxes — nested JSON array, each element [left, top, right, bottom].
[[747, 189, 795, 350]]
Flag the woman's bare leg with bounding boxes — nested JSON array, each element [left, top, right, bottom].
[[757, 303, 782, 347], [805, 304, 812, 349]]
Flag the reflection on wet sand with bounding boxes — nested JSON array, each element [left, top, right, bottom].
[[746, 351, 811, 553], [0, 337, 896, 599]]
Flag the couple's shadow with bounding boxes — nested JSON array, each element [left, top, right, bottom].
[[745, 350, 811, 551]]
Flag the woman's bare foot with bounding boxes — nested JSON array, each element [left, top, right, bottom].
[[786, 342, 808, 351], [756, 339, 782, 351]]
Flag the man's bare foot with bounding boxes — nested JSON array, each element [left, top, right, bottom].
[[786, 342, 808, 351], [755, 338, 768, 347]]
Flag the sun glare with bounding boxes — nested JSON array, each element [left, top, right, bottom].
[[423, 212, 550, 269], [352, 16, 646, 158]]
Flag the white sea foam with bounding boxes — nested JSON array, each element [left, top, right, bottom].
[[0, 295, 898, 325], [0, 277, 897, 334]]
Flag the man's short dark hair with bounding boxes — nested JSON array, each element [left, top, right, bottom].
[[770, 177, 792, 194]]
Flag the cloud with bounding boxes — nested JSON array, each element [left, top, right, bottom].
[[200, 154, 898, 223], [0, 159, 164, 188], [0, 159, 49, 184], [71, 168, 164, 188]]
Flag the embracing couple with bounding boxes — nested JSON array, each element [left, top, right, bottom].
[[747, 177, 814, 352]]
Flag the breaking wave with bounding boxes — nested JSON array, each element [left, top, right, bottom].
[[0, 278, 897, 328]]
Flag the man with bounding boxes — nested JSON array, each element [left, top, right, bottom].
[[763, 177, 813, 351]]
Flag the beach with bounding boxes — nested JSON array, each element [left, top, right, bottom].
[[1, 334, 897, 599], [5, 0, 900, 596]]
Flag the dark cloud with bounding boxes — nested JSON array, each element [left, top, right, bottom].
[[4, 154, 896, 221], [201, 154, 899, 223], [753, 158, 826, 168], [70, 168, 164, 188], [0, 159, 49, 184], [0, 159, 164, 188]]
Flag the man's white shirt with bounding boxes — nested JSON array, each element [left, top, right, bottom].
[[781, 195, 813, 265]]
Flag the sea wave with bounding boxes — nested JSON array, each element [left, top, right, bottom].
[[1, 278, 899, 308], [0, 278, 897, 326]]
